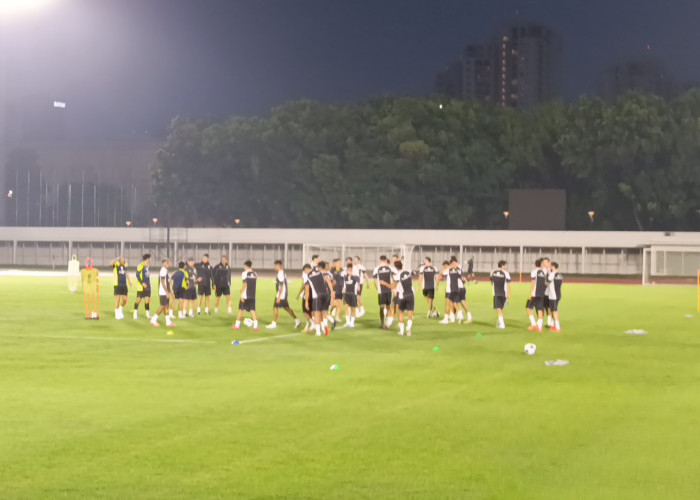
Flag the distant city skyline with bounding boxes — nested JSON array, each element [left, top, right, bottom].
[[4, 0, 700, 139]]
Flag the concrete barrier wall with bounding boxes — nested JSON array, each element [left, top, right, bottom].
[[1, 227, 698, 274]]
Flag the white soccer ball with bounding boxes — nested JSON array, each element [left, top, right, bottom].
[[243, 318, 254, 327], [524, 343, 537, 356]]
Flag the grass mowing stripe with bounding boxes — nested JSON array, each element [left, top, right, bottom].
[[1, 334, 218, 344], [236, 332, 304, 344]]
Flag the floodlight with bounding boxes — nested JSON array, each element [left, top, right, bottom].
[[0, 0, 57, 17]]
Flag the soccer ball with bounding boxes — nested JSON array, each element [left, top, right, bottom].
[[243, 318, 254, 327], [524, 343, 537, 356]]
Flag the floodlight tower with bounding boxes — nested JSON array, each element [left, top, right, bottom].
[[0, 0, 58, 226]]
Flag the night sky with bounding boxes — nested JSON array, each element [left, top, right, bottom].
[[5, 0, 700, 139]]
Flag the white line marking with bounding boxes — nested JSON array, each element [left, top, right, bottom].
[[236, 332, 304, 344], [2, 334, 217, 345]]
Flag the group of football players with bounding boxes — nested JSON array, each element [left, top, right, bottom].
[[110, 252, 562, 334]]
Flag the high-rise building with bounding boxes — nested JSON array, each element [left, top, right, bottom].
[[497, 22, 562, 108], [437, 21, 562, 108], [462, 43, 498, 104], [600, 57, 676, 99], [434, 62, 464, 99]]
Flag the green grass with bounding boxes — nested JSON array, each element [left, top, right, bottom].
[[1, 275, 699, 499]]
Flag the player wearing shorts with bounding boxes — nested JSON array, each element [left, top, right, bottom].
[[298, 264, 314, 332], [380, 261, 415, 336], [150, 259, 175, 328], [452, 257, 472, 324], [490, 260, 511, 329], [183, 258, 199, 318], [418, 257, 438, 318], [389, 255, 401, 319], [466, 257, 476, 283], [213, 256, 232, 314], [110, 256, 132, 320], [438, 260, 459, 324], [267, 260, 301, 330], [231, 260, 258, 331], [170, 262, 185, 318], [547, 262, 563, 332], [353, 256, 370, 317], [342, 263, 360, 327], [373, 255, 393, 329], [330, 259, 345, 324], [133, 253, 151, 320], [321, 263, 336, 330], [527, 258, 548, 332], [305, 263, 333, 336], [195, 254, 213, 315]]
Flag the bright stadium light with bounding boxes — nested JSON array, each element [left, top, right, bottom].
[[0, 0, 57, 17]]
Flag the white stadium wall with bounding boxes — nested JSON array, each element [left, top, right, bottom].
[[1, 227, 699, 276]]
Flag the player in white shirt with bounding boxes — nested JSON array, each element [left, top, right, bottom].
[[267, 260, 301, 330], [547, 262, 563, 332], [489, 260, 511, 329], [150, 259, 175, 328], [296, 264, 315, 332], [379, 261, 415, 336], [353, 256, 370, 317]]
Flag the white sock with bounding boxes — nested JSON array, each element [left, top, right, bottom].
[[467, 312, 472, 321], [215, 307, 219, 313], [345, 315, 350, 324], [555, 320, 560, 329], [315, 325, 321, 336], [189, 309, 194, 316], [205, 307, 209, 314], [197, 307, 201, 313], [150, 314, 158, 323], [227, 307, 232, 314], [269, 321, 276, 327], [449, 313, 455, 322], [399, 323, 405, 334], [350, 316, 355, 326], [529, 314, 536, 326], [407, 319, 412, 331], [456, 310, 464, 321], [165, 316, 172, 326], [386, 316, 394, 327], [235, 320, 241, 327], [253, 320, 258, 329], [537, 319, 543, 329]]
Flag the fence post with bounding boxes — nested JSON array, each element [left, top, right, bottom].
[[581, 246, 586, 275], [12, 240, 17, 265], [519, 245, 523, 282]]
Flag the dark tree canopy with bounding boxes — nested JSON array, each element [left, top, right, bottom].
[[152, 92, 700, 230]]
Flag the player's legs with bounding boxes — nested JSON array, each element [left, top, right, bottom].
[[439, 299, 452, 324], [313, 311, 323, 336], [526, 298, 537, 329], [406, 309, 414, 336], [397, 309, 405, 335]]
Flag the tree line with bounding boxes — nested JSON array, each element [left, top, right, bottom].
[[151, 91, 700, 230]]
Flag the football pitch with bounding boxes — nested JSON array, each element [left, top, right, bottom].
[[1, 276, 699, 499]]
